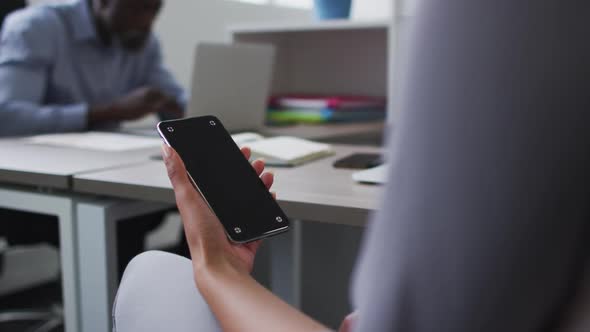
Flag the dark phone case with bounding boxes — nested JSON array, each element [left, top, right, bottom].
[[157, 116, 290, 243]]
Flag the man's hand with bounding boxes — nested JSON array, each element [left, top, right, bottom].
[[88, 87, 182, 127], [111, 87, 180, 120]]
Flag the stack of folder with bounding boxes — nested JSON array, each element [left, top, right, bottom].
[[267, 95, 386, 125]]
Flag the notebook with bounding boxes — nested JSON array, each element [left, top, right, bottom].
[[267, 108, 386, 124], [231, 133, 334, 167], [270, 95, 386, 110]]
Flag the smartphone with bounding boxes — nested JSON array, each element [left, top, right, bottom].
[[333, 153, 383, 170], [157, 116, 290, 243]]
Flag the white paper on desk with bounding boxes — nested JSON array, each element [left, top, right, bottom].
[[231, 132, 265, 146], [26, 132, 162, 152]]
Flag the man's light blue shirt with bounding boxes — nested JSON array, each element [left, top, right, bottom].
[[0, 0, 186, 136]]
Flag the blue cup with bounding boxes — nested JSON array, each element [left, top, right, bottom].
[[314, 0, 352, 20]]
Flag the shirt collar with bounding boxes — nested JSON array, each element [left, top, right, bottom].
[[71, 0, 98, 42]]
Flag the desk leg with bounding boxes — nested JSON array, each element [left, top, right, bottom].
[[76, 199, 172, 332], [270, 219, 302, 308], [0, 187, 79, 332]]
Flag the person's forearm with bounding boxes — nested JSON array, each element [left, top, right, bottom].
[[196, 261, 329, 332], [0, 101, 87, 136]]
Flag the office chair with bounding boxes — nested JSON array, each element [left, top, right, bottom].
[[0, 242, 63, 332]]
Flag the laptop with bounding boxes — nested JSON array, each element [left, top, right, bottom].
[[188, 42, 276, 133], [124, 43, 333, 165], [125, 42, 275, 136]]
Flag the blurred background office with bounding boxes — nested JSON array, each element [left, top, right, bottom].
[[0, 0, 398, 331], [0, 1, 312, 331]]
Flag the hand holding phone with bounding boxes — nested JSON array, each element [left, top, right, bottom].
[[161, 143, 273, 275], [158, 116, 290, 243]]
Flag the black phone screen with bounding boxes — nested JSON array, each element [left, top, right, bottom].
[[158, 116, 289, 243]]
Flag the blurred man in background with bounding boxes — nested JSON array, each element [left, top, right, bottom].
[[0, 0, 184, 277], [0, 0, 184, 135]]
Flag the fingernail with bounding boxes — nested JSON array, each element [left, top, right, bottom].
[[161, 144, 170, 160]]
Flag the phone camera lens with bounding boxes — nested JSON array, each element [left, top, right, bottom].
[[209, 120, 216, 126], [276, 216, 283, 223], [167, 127, 174, 133], [234, 227, 242, 234]]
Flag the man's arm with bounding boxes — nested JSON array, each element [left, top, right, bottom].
[[0, 10, 88, 137], [352, 1, 590, 331], [143, 36, 186, 121]]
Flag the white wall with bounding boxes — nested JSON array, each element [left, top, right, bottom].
[[29, 0, 312, 90], [154, 1, 311, 89]]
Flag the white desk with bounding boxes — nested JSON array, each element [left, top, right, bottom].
[[1, 135, 383, 332], [0, 139, 170, 332], [0, 139, 162, 188], [74, 145, 381, 226], [125, 121, 385, 144], [71, 144, 382, 331]]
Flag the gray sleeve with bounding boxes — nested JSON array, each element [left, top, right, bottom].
[[0, 9, 87, 137], [352, 1, 590, 332], [113, 251, 221, 332]]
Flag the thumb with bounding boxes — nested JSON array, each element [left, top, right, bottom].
[[161, 144, 211, 215], [338, 311, 358, 332]]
